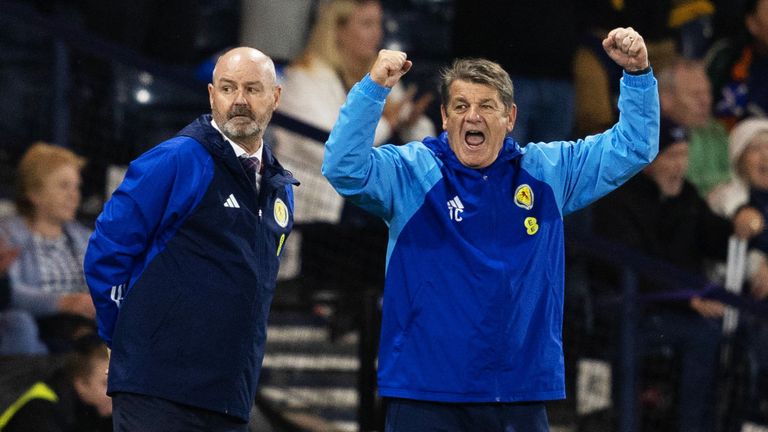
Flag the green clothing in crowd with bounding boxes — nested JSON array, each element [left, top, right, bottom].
[[686, 119, 731, 196]]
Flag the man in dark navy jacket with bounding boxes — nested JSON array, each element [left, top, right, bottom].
[[84, 47, 298, 432]]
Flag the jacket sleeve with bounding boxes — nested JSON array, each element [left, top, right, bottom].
[[84, 139, 212, 346], [322, 75, 439, 221], [521, 70, 660, 215]]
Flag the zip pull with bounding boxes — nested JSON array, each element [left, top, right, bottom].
[[258, 208, 262, 220]]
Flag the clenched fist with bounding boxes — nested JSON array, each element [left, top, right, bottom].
[[602, 27, 650, 73], [370, 49, 412, 88]]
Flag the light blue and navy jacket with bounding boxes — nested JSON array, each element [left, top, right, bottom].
[[323, 72, 659, 402], [84, 115, 298, 421]]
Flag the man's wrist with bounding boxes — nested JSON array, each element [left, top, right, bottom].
[[360, 74, 391, 101], [626, 65, 652, 75]]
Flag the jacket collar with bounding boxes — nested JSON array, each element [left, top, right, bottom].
[[178, 115, 299, 187], [423, 131, 523, 172]]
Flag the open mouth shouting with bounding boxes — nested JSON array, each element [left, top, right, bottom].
[[465, 130, 486, 147]]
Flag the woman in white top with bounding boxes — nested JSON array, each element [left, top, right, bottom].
[[273, 0, 435, 286], [707, 119, 768, 414], [274, 0, 434, 226]]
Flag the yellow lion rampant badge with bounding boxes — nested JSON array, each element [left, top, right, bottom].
[[273, 198, 289, 228], [514, 184, 534, 210]]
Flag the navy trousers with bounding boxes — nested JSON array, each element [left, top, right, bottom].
[[112, 392, 248, 432], [385, 398, 550, 432]]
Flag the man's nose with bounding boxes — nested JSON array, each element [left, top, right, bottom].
[[466, 106, 482, 122], [234, 89, 248, 105]]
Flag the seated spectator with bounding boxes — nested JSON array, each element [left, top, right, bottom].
[[592, 117, 764, 432], [272, 0, 434, 304], [659, 58, 731, 195], [708, 118, 768, 224], [708, 118, 768, 423], [0, 333, 112, 431], [707, 0, 768, 129], [1, 143, 94, 353]]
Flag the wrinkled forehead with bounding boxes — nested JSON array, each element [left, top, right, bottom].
[[447, 79, 502, 103], [213, 54, 276, 85]]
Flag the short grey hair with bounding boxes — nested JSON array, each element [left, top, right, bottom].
[[439, 58, 515, 111]]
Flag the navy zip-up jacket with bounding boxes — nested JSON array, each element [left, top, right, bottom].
[[84, 115, 298, 421]]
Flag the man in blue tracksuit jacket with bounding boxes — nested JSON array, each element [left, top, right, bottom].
[[323, 28, 659, 431], [84, 48, 298, 431]]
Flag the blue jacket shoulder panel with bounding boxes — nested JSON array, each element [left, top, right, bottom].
[[520, 69, 659, 215], [323, 75, 443, 224], [84, 136, 213, 346], [345, 142, 443, 223]]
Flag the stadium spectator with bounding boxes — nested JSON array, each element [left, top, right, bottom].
[[0, 334, 112, 432], [658, 58, 731, 195], [708, 118, 768, 424], [707, 0, 768, 128], [593, 116, 765, 432], [0, 143, 94, 354], [272, 0, 434, 312]]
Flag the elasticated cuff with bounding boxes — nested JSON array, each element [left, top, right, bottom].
[[358, 74, 391, 101], [622, 67, 655, 88]]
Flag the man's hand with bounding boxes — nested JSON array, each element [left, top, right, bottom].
[[602, 27, 650, 73], [370, 49, 412, 89]]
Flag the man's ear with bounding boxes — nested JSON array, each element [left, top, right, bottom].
[[273, 85, 282, 109], [441, 105, 448, 130], [506, 103, 518, 133]]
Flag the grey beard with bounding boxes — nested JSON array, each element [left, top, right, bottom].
[[222, 119, 261, 139]]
